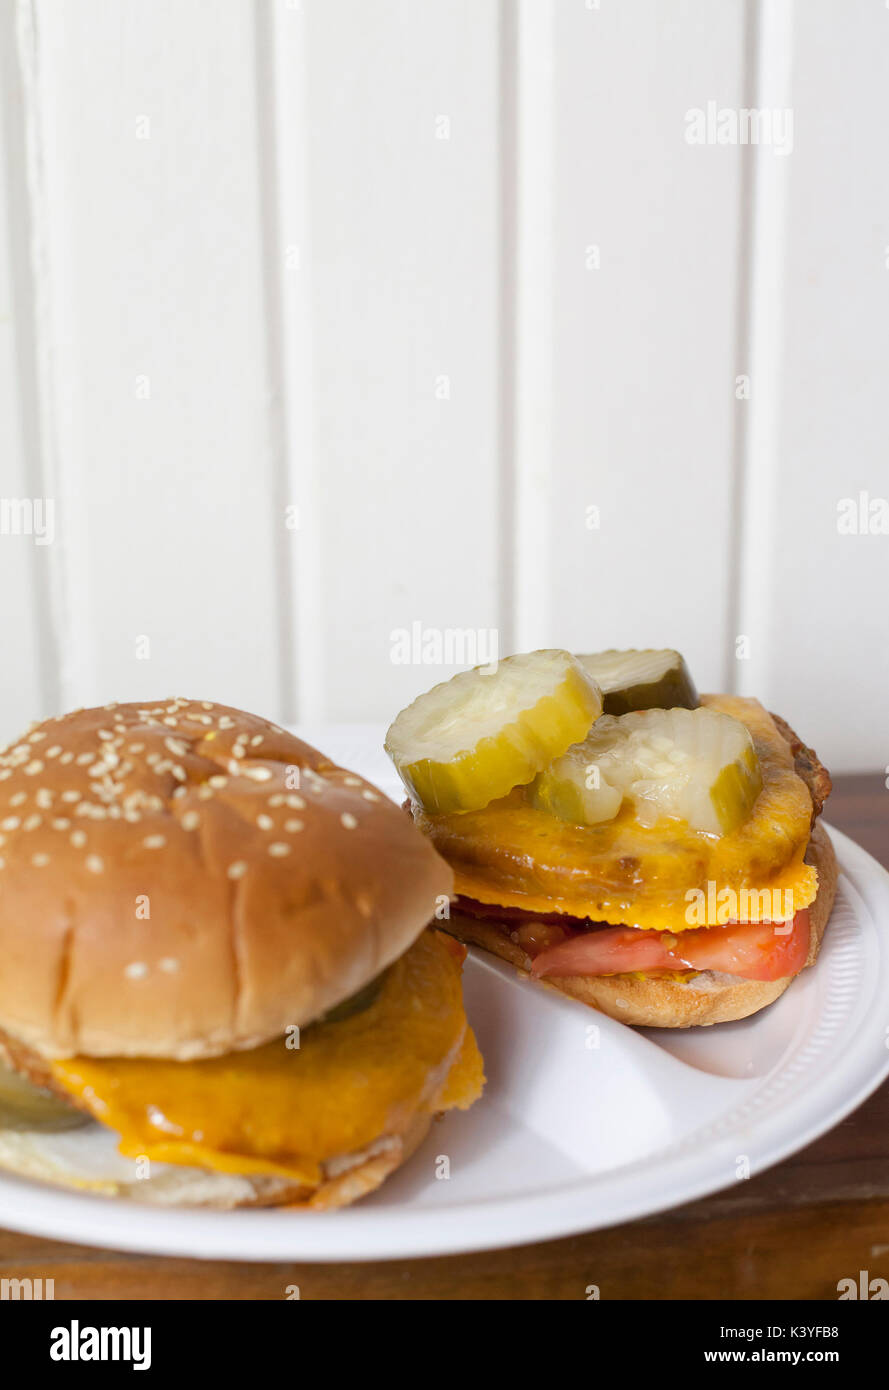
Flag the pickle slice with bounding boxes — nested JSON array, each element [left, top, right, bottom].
[[385, 650, 603, 815], [576, 648, 698, 714], [529, 741, 623, 825], [532, 707, 762, 835], [320, 970, 387, 1024], [0, 1061, 89, 1133]]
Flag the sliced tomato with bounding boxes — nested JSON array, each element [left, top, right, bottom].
[[531, 926, 682, 978], [531, 909, 811, 984], [676, 910, 810, 981]]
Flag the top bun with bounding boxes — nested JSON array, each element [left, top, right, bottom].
[[0, 700, 452, 1060]]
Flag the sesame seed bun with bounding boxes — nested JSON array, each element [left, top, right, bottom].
[[444, 823, 837, 1028], [0, 700, 452, 1060]]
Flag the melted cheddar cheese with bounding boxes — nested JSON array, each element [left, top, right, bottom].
[[414, 696, 818, 932], [50, 932, 483, 1186]]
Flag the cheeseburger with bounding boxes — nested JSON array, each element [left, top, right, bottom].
[[386, 648, 836, 1028], [0, 699, 482, 1207]]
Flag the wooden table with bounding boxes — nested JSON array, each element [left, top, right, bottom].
[[1, 775, 886, 1300]]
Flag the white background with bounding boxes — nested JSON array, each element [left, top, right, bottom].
[[1, 0, 887, 772]]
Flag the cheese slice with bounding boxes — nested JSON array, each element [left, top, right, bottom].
[[51, 931, 483, 1187], [415, 696, 818, 932]]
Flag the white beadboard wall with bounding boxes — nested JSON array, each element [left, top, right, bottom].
[[0, 0, 887, 773], [0, 0, 47, 735]]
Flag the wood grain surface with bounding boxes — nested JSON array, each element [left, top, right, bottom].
[[0, 773, 885, 1300]]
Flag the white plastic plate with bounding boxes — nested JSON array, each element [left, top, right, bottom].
[[0, 725, 886, 1262]]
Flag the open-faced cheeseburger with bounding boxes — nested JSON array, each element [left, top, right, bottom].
[[386, 649, 837, 1028], [0, 700, 482, 1207]]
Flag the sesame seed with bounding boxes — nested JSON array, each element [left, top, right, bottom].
[[159, 957, 180, 973], [171, 765, 187, 782], [268, 842, 291, 857], [128, 743, 145, 754], [361, 790, 380, 802], [124, 962, 148, 980], [208, 775, 227, 789], [70, 830, 87, 848], [97, 730, 114, 741], [0, 858, 5, 871], [9, 792, 26, 807], [244, 766, 272, 782], [172, 785, 188, 800], [257, 814, 273, 831], [343, 776, 362, 787], [227, 860, 248, 880], [250, 735, 263, 746], [218, 716, 235, 729], [340, 813, 358, 829], [165, 737, 187, 758], [197, 786, 213, 801], [61, 790, 81, 803], [143, 834, 166, 849], [182, 811, 200, 831], [45, 746, 62, 758], [31, 853, 50, 868], [36, 789, 53, 809], [285, 818, 304, 833], [23, 815, 41, 831], [201, 702, 214, 710], [52, 818, 71, 831], [85, 855, 104, 874], [269, 794, 285, 807], [59, 752, 74, 765], [24, 760, 44, 776], [286, 794, 305, 809], [1, 817, 20, 831], [163, 717, 178, 727]]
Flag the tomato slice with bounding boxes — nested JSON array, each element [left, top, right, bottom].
[[531, 910, 810, 983], [531, 926, 680, 978], [677, 910, 810, 981]]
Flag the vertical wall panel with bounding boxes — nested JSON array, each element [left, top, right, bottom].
[[21, 0, 284, 717], [518, 0, 749, 695], [737, 0, 889, 773], [299, 0, 503, 721], [0, 1, 48, 746]]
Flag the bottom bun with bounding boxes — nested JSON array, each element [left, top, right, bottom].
[[0, 1109, 434, 1210], [446, 824, 838, 1028]]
